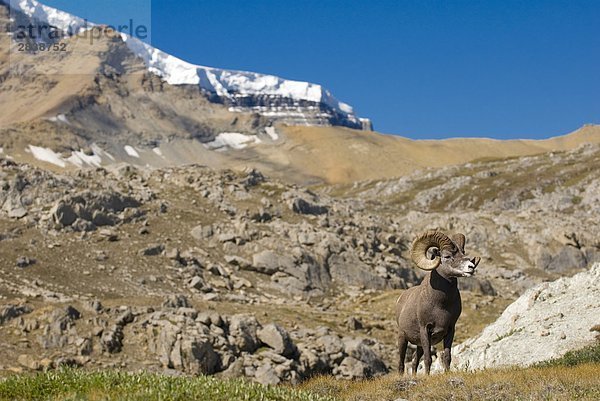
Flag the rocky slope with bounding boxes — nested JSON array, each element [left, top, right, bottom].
[[1, 142, 599, 382]]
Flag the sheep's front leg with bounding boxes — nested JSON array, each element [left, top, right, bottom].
[[442, 325, 455, 371], [420, 325, 433, 374], [412, 346, 423, 375], [397, 332, 408, 375]]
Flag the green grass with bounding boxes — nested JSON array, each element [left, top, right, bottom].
[[2, 346, 599, 401], [493, 327, 523, 342], [537, 342, 600, 368], [0, 369, 334, 401]]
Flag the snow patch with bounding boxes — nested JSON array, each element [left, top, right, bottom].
[[204, 133, 262, 150], [152, 147, 163, 156], [8, 0, 91, 35], [0, 147, 3, 154], [48, 114, 70, 124], [67, 150, 102, 168], [28, 145, 66, 167], [265, 127, 279, 140], [91, 143, 115, 161], [124, 145, 140, 158]]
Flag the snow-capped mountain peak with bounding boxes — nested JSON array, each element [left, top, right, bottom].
[[5, 0, 368, 129]]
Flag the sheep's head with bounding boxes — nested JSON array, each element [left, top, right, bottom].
[[410, 230, 480, 278]]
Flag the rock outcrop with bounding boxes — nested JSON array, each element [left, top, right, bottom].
[[450, 263, 600, 370]]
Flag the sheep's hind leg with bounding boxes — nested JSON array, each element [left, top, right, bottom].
[[397, 333, 408, 375], [412, 346, 423, 375]]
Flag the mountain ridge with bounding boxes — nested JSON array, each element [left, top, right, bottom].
[[3, 0, 367, 129], [1, 0, 598, 185]]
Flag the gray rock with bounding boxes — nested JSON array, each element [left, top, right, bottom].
[[298, 346, 330, 375], [139, 244, 165, 256], [328, 252, 387, 289], [254, 363, 281, 385], [101, 325, 124, 353], [335, 356, 371, 379], [345, 317, 364, 330], [189, 276, 209, 292], [220, 357, 244, 378], [251, 250, 294, 274], [0, 304, 32, 325], [257, 324, 297, 358], [162, 295, 190, 308], [218, 233, 237, 243], [458, 277, 497, 296], [241, 168, 265, 187], [99, 229, 119, 241], [180, 339, 219, 375], [16, 256, 35, 268], [191, 225, 213, 240], [18, 354, 40, 370], [343, 338, 387, 377], [289, 198, 328, 215], [316, 334, 344, 355], [3, 193, 27, 218], [225, 255, 251, 269], [250, 208, 272, 223], [72, 218, 96, 232], [165, 248, 180, 261], [228, 314, 260, 353], [92, 210, 118, 226], [585, 247, 600, 266], [546, 246, 587, 273], [196, 311, 223, 327]]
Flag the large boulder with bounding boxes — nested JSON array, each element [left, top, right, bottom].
[[47, 191, 141, 229], [180, 339, 219, 375], [0, 304, 32, 325], [257, 324, 297, 358], [341, 338, 387, 378], [2, 192, 27, 218], [328, 252, 387, 289], [50, 201, 77, 226], [545, 246, 587, 273], [450, 263, 600, 370], [289, 198, 328, 215], [228, 314, 260, 353], [251, 250, 294, 274]]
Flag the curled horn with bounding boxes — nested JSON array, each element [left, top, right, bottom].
[[411, 230, 455, 271], [451, 233, 466, 253]]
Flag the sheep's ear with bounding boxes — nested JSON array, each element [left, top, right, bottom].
[[451, 233, 466, 253]]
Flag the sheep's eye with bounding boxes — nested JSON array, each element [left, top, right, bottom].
[[443, 254, 451, 259]]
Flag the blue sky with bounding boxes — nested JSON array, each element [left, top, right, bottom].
[[41, 1, 600, 139]]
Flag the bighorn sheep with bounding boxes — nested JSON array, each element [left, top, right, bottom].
[[395, 230, 481, 374]]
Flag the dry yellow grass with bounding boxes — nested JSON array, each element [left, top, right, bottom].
[[302, 363, 600, 401], [272, 124, 600, 184]]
